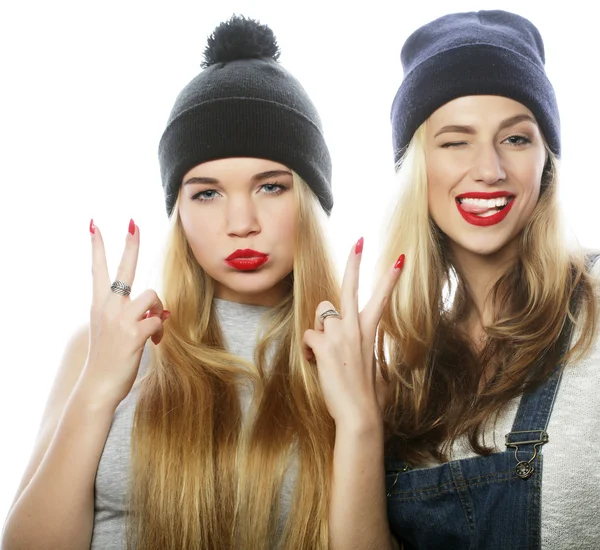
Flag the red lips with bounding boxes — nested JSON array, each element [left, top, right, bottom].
[[455, 191, 516, 227], [225, 249, 269, 271]]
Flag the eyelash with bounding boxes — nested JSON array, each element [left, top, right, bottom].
[[260, 182, 287, 195], [441, 135, 532, 148], [504, 135, 531, 146], [441, 141, 467, 148], [191, 182, 288, 202]]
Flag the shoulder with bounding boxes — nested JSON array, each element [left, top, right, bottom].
[[583, 251, 600, 277]]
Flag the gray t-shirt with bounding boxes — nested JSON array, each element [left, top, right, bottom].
[[91, 298, 297, 549]]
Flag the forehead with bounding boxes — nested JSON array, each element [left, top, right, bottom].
[[183, 157, 291, 181], [428, 95, 537, 127]]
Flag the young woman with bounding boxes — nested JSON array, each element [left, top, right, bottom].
[[2, 16, 401, 550], [306, 9, 600, 550]]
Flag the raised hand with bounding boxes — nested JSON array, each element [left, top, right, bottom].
[[303, 237, 404, 428], [78, 219, 169, 408]]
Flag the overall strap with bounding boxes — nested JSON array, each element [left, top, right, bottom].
[[503, 253, 598, 478]]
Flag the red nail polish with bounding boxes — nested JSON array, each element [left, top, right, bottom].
[[89, 219, 95, 234], [394, 254, 405, 270], [355, 237, 364, 255], [128, 219, 135, 235], [162, 310, 171, 320]]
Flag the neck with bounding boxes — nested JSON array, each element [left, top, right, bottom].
[[450, 239, 519, 331]]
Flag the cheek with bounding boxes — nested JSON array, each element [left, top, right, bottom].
[[275, 207, 297, 243], [179, 205, 216, 261], [268, 199, 297, 254], [426, 153, 461, 205], [513, 156, 545, 208], [521, 179, 542, 221], [528, 175, 542, 203], [427, 170, 454, 222]]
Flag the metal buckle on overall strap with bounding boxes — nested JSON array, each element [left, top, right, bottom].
[[505, 430, 549, 480], [385, 462, 412, 497]]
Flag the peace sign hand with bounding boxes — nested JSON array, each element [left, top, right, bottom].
[[303, 238, 404, 429], [78, 219, 169, 409]]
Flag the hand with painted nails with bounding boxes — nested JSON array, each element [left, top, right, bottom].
[[303, 237, 405, 428], [81, 219, 169, 409]]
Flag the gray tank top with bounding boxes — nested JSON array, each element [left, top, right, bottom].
[[91, 298, 298, 549]]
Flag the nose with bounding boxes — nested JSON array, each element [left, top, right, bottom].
[[225, 195, 260, 238], [471, 144, 507, 185]]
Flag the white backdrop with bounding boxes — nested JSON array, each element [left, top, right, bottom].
[[1, 0, 598, 523]]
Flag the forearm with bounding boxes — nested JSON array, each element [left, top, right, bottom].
[[329, 417, 395, 550], [2, 383, 117, 550]]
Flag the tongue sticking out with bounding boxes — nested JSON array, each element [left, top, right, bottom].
[[459, 202, 496, 214], [458, 201, 508, 217]]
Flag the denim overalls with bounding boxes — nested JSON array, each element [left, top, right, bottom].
[[384, 287, 590, 550]]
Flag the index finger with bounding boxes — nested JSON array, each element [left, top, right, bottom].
[[90, 220, 111, 304], [360, 253, 405, 333], [339, 236, 364, 322]]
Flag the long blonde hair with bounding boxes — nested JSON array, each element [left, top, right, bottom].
[[377, 123, 598, 464], [127, 173, 339, 549]]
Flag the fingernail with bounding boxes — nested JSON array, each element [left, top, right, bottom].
[[162, 310, 171, 321], [89, 219, 95, 234], [355, 237, 364, 255], [128, 218, 135, 235], [394, 254, 405, 270]]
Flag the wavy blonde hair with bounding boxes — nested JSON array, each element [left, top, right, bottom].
[[377, 123, 598, 464], [127, 173, 339, 549]]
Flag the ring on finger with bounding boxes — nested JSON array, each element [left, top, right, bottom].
[[110, 280, 132, 297], [320, 308, 342, 321]]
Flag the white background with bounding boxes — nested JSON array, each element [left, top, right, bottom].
[[1, 0, 598, 524]]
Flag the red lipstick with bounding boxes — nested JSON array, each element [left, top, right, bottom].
[[225, 249, 269, 271], [455, 191, 515, 227]]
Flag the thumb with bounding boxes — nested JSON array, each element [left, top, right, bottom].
[[302, 328, 323, 363]]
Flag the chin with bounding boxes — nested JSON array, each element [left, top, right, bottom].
[[452, 234, 513, 258], [468, 246, 506, 257], [214, 270, 291, 302], [443, 219, 524, 260]]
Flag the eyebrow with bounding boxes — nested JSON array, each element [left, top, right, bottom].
[[183, 170, 293, 186], [433, 114, 537, 138]]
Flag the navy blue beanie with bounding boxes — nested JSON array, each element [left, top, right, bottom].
[[391, 10, 560, 163], [159, 16, 332, 217]]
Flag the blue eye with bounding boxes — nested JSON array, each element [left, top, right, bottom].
[[191, 189, 219, 202], [260, 183, 287, 195], [504, 135, 531, 146]]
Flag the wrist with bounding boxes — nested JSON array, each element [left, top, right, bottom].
[[334, 408, 384, 439], [333, 414, 385, 465], [70, 376, 122, 415]]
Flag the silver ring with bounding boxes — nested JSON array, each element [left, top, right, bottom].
[[110, 280, 131, 297], [320, 308, 342, 321]]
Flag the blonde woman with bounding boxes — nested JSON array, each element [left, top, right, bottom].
[[307, 10, 600, 550], [1, 16, 401, 550]]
